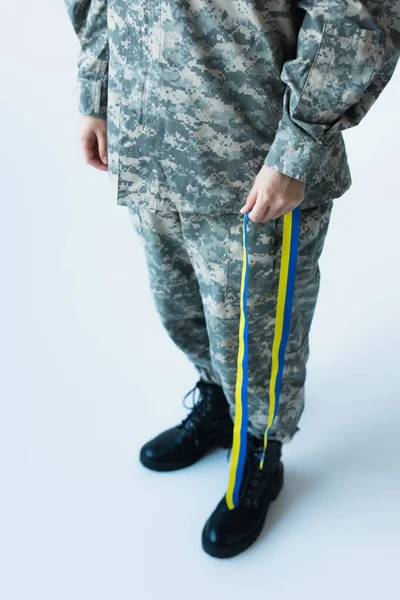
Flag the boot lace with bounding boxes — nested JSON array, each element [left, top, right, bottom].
[[177, 381, 217, 433], [240, 439, 265, 507]]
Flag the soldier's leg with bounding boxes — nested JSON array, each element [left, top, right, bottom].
[[128, 203, 234, 472], [180, 201, 333, 442], [188, 203, 334, 558], [128, 203, 221, 385], [258, 201, 333, 441]]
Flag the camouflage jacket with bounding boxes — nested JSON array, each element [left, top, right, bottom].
[[64, 1, 400, 214]]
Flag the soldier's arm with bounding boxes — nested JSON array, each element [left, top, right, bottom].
[[264, 1, 400, 183], [64, 0, 109, 120]]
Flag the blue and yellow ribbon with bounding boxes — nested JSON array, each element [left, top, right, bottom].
[[226, 211, 250, 510], [226, 207, 301, 510]]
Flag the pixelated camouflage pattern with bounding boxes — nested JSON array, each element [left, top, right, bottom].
[[128, 201, 333, 442], [64, 0, 109, 119], [64, 0, 400, 214]]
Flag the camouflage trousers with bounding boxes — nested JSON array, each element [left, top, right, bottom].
[[128, 200, 333, 443]]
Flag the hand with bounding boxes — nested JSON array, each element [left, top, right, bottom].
[[76, 115, 108, 171], [240, 164, 306, 222]]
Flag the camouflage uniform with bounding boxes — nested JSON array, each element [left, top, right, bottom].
[[64, 0, 399, 214], [128, 201, 332, 441], [64, 1, 399, 440]]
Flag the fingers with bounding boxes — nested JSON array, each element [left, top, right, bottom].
[[81, 136, 108, 171], [272, 197, 303, 220], [248, 194, 299, 223], [248, 191, 270, 222], [273, 204, 294, 220], [242, 165, 305, 223], [77, 116, 108, 171], [97, 128, 108, 167], [239, 185, 258, 214]]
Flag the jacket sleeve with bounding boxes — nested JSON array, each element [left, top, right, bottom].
[[64, 0, 109, 119], [264, 1, 400, 183]]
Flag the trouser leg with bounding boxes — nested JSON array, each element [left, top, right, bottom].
[[128, 203, 221, 385], [265, 201, 333, 441], [180, 201, 333, 443]]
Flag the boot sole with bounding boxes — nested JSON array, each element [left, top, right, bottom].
[[139, 435, 232, 472], [201, 463, 284, 559]]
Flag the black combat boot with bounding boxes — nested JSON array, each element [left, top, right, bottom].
[[139, 380, 233, 471], [202, 433, 283, 558]]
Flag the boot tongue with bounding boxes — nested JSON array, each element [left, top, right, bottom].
[[196, 381, 228, 417], [239, 436, 264, 505], [240, 436, 281, 506], [178, 381, 219, 433]]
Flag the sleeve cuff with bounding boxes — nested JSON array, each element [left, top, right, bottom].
[[263, 122, 335, 183], [75, 76, 108, 120]]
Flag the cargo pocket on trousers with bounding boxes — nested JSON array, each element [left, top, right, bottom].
[[225, 214, 278, 315], [293, 21, 381, 125], [128, 203, 144, 239]]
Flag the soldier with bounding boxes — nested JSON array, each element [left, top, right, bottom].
[[64, 0, 400, 558]]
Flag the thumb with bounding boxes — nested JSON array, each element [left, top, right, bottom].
[[96, 127, 108, 165], [240, 187, 257, 214]]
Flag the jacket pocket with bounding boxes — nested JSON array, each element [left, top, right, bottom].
[[294, 21, 381, 125]]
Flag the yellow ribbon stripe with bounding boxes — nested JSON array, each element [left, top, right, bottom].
[[226, 212, 249, 510], [226, 208, 300, 506], [261, 211, 293, 468]]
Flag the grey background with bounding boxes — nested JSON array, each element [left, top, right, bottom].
[[1, 3, 399, 598]]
